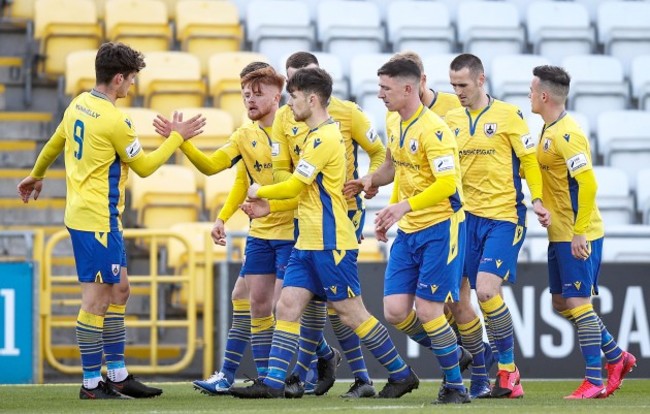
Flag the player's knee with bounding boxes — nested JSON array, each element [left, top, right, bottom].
[[476, 286, 498, 303], [383, 306, 410, 326], [552, 296, 568, 313], [111, 283, 130, 304]]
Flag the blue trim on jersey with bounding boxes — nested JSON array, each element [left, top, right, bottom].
[[108, 154, 121, 231], [465, 96, 493, 136], [231, 154, 242, 167], [449, 189, 462, 212], [511, 150, 526, 225], [568, 172, 579, 221], [352, 141, 362, 210], [316, 173, 336, 249]]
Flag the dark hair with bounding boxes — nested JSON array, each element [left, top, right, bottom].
[[239, 61, 270, 79], [391, 51, 424, 75], [377, 57, 421, 82], [285, 51, 319, 71], [449, 53, 484, 77], [286, 67, 332, 105], [95, 42, 145, 85], [241, 66, 285, 93], [533, 65, 571, 98]]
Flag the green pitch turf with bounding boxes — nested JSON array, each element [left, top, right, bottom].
[[1, 380, 648, 413]]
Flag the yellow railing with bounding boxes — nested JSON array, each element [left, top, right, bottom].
[[40, 228, 214, 381]]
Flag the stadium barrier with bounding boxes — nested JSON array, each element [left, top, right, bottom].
[[41, 228, 216, 381]]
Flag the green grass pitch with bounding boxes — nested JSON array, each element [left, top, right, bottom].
[[1, 380, 649, 413]]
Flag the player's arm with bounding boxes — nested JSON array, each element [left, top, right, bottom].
[[350, 107, 386, 173], [271, 113, 293, 183], [389, 174, 399, 204], [573, 169, 597, 235], [18, 125, 65, 202], [217, 161, 248, 222], [179, 140, 239, 176], [255, 176, 307, 199], [127, 112, 206, 177]]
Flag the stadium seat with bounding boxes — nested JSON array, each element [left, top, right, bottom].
[[203, 164, 238, 219], [33, 0, 102, 77], [349, 53, 392, 137], [386, 1, 455, 55], [423, 53, 461, 94], [636, 169, 650, 224], [104, 0, 172, 53], [277, 51, 348, 99], [174, 107, 233, 152], [457, 1, 524, 71], [317, 0, 384, 78], [130, 164, 201, 230], [631, 55, 650, 110], [593, 166, 635, 225], [597, 110, 650, 189], [597, 1, 650, 76], [121, 107, 163, 152], [167, 221, 230, 309], [526, 1, 594, 65], [138, 51, 206, 117], [490, 54, 551, 119], [572, 0, 602, 24], [208, 51, 269, 128], [561, 55, 629, 130], [175, 0, 243, 76], [246, 0, 314, 68], [602, 225, 650, 262]]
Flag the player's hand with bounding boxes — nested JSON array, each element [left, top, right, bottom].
[[17, 176, 43, 203], [375, 226, 388, 242], [363, 185, 379, 199], [171, 111, 206, 141], [211, 219, 226, 246], [247, 183, 261, 199], [571, 234, 590, 260], [153, 114, 172, 138], [343, 175, 375, 199], [241, 198, 271, 219], [375, 201, 411, 232], [532, 199, 551, 227]]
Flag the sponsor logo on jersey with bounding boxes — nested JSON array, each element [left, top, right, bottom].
[[435, 130, 444, 141], [521, 134, 535, 149], [567, 153, 588, 172], [126, 139, 142, 159], [313, 137, 322, 148], [434, 154, 455, 173], [366, 128, 378, 143], [296, 159, 316, 178], [271, 142, 280, 156]]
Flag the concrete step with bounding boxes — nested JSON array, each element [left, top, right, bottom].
[[0, 197, 65, 225], [0, 140, 40, 167], [0, 111, 53, 140], [0, 56, 23, 85]]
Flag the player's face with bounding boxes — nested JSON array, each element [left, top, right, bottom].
[[116, 72, 136, 99], [449, 67, 484, 108], [529, 77, 543, 115], [242, 82, 279, 121], [378, 74, 406, 112], [286, 62, 318, 80], [288, 89, 311, 122]]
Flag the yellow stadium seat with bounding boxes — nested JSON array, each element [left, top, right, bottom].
[[121, 107, 164, 152], [176, 0, 243, 76], [6, 0, 35, 21], [208, 51, 269, 128], [357, 237, 386, 262], [203, 165, 238, 219], [64, 49, 135, 107], [104, 0, 171, 53], [33, 0, 103, 77], [174, 107, 233, 152], [130, 164, 201, 230], [138, 51, 206, 116]]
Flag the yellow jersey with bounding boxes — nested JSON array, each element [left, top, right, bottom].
[[291, 120, 358, 251], [427, 89, 461, 120], [272, 96, 385, 210], [55, 91, 145, 232], [386, 105, 464, 233], [446, 98, 534, 225], [536, 113, 604, 242], [219, 122, 294, 240]]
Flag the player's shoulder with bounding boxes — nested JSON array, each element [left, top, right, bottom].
[[444, 106, 465, 120], [556, 116, 588, 145], [492, 98, 525, 119]]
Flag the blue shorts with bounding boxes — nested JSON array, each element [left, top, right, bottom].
[[464, 213, 526, 288], [240, 236, 294, 280], [548, 238, 603, 298], [282, 248, 361, 302], [347, 209, 365, 243], [384, 214, 465, 303], [67, 228, 126, 284]]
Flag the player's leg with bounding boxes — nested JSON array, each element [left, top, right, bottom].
[[324, 249, 419, 399], [69, 228, 129, 400], [475, 219, 526, 398], [230, 249, 316, 398], [193, 276, 250, 395]]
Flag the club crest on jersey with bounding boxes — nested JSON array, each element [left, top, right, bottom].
[[292, 126, 299, 135], [484, 123, 497, 137], [111, 264, 120, 276], [409, 139, 418, 154]]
